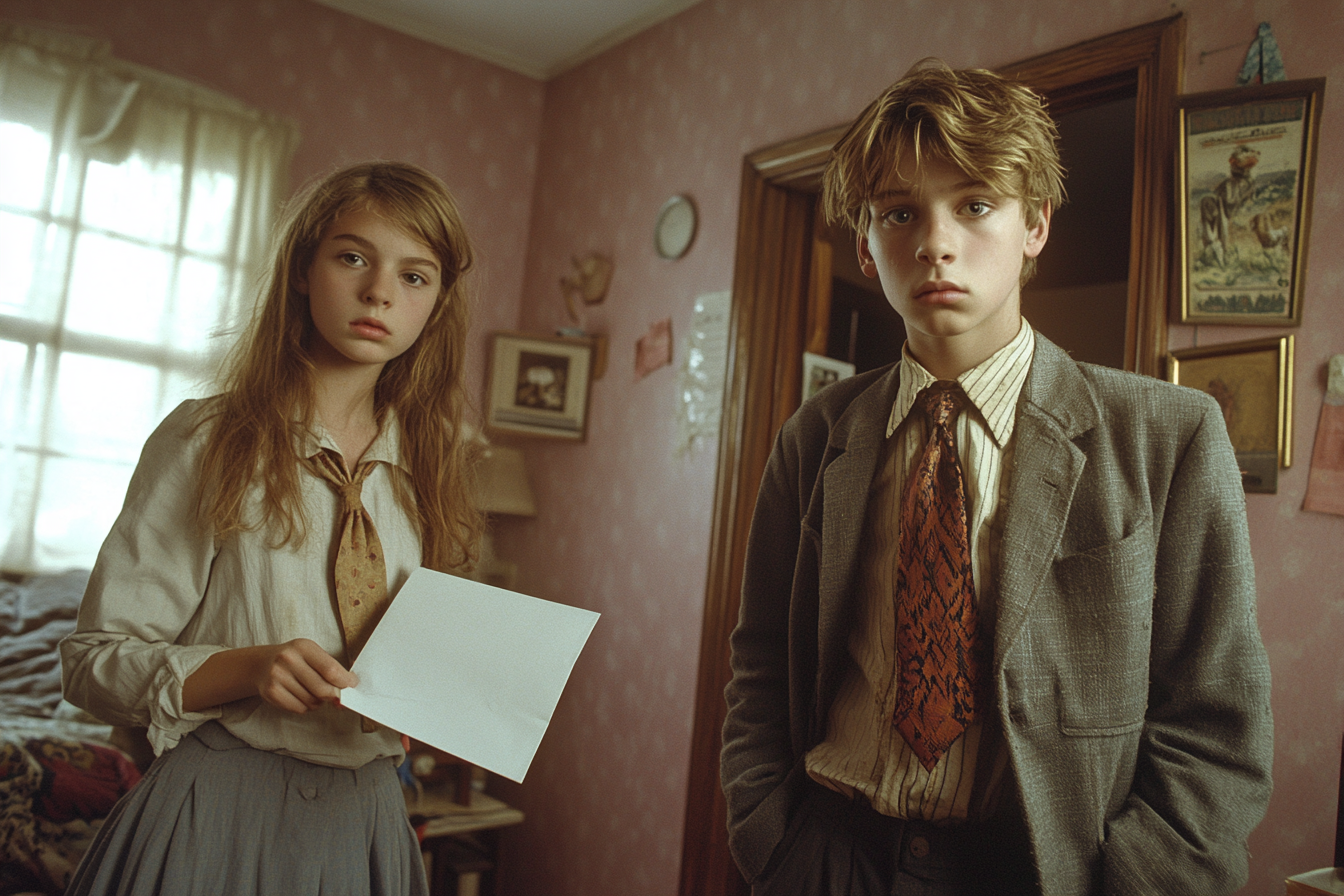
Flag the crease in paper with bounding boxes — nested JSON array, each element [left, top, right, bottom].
[[340, 567, 599, 782]]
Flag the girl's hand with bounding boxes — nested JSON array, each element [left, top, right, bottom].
[[183, 640, 358, 714], [252, 639, 359, 714]]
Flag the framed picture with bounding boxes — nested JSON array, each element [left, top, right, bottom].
[[1176, 78, 1325, 325], [486, 332, 593, 440], [801, 352, 856, 403], [1168, 335, 1294, 494]]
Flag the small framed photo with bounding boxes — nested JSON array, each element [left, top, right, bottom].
[[1176, 78, 1325, 326], [1169, 335, 1294, 494], [486, 332, 593, 440], [801, 352, 855, 403]]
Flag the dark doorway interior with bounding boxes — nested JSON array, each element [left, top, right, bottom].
[[1022, 94, 1136, 369]]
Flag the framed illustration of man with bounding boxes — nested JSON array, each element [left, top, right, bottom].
[[1176, 78, 1325, 326]]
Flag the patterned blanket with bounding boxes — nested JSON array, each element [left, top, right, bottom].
[[0, 571, 142, 895]]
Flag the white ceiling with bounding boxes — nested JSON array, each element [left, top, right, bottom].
[[312, 0, 705, 80]]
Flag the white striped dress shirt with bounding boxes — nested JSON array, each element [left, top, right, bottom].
[[804, 323, 1036, 821]]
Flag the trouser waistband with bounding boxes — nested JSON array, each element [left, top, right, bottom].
[[803, 778, 1038, 894]]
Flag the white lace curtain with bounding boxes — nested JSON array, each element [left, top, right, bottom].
[[0, 23, 298, 573]]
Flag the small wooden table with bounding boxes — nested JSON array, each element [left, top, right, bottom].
[[405, 785, 524, 896]]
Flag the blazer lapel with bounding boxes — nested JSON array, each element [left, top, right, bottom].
[[993, 336, 1097, 665], [814, 364, 899, 714]]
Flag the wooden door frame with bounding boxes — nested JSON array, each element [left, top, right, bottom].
[[678, 17, 1185, 896]]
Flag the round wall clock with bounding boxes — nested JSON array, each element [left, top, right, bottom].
[[654, 194, 697, 260]]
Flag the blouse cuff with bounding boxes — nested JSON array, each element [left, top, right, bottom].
[[146, 646, 226, 755]]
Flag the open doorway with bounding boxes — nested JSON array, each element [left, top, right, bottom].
[[817, 214, 905, 373], [1023, 95, 1137, 369]]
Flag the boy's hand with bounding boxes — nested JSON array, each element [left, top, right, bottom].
[[253, 638, 359, 714]]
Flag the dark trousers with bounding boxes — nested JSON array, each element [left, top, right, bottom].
[[752, 780, 1039, 896]]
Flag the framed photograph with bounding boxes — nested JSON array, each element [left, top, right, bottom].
[[1176, 78, 1325, 325], [1168, 335, 1294, 494], [801, 352, 856, 403], [486, 332, 593, 440]]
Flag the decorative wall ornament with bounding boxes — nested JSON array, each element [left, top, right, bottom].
[[559, 252, 614, 322], [1237, 22, 1285, 85]]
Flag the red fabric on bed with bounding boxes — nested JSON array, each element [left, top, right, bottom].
[[28, 740, 141, 825]]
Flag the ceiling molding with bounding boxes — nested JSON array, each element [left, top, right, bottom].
[[311, 0, 704, 81]]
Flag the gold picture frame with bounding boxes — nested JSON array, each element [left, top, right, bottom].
[[486, 332, 593, 441], [1168, 335, 1294, 494], [1176, 78, 1324, 326]]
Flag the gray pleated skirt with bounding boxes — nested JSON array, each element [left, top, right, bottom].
[[65, 722, 428, 896]]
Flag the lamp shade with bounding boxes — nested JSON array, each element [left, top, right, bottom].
[[475, 445, 537, 517]]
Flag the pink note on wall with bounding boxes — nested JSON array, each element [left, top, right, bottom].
[[635, 318, 673, 379], [1304, 400, 1344, 516]]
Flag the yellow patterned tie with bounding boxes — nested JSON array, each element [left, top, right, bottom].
[[308, 449, 389, 733]]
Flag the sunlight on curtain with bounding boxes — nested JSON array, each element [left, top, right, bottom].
[[0, 23, 298, 573]]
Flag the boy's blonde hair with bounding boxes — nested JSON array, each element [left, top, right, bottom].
[[200, 161, 483, 572], [822, 61, 1065, 283]]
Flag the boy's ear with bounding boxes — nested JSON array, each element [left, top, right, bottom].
[[856, 232, 878, 279], [1024, 201, 1053, 259]]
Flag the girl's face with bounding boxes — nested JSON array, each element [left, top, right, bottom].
[[297, 207, 441, 375]]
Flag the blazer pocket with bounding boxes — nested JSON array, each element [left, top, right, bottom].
[[1050, 517, 1155, 737]]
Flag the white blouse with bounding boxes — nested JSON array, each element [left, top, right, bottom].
[[61, 398, 422, 769]]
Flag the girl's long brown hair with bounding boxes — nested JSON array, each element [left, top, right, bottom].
[[198, 161, 483, 572]]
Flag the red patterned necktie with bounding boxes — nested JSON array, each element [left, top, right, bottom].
[[892, 381, 987, 771], [308, 449, 389, 733]]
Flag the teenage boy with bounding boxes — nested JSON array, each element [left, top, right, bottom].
[[721, 62, 1273, 896]]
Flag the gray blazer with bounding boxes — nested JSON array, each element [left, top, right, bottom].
[[721, 333, 1273, 896]]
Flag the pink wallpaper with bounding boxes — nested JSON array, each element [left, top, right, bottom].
[[502, 1, 1344, 896], [0, 0, 546, 397], [4, 1, 1341, 895]]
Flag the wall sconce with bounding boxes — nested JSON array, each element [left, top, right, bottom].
[[474, 444, 536, 589]]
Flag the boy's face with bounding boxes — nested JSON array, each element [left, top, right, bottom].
[[857, 154, 1049, 374]]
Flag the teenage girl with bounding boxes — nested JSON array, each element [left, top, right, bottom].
[[60, 161, 483, 895]]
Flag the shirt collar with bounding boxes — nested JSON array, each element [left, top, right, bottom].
[[295, 409, 405, 471], [885, 323, 1036, 446]]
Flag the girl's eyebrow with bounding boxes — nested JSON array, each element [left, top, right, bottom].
[[328, 232, 440, 273]]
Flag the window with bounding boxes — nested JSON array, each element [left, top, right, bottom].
[[0, 23, 296, 572]]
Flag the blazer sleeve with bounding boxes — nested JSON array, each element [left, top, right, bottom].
[[720, 424, 808, 883], [1100, 393, 1273, 894]]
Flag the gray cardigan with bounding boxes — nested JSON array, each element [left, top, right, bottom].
[[721, 333, 1272, 896]]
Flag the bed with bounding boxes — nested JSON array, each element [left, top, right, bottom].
[[1, 570, 148, 896]]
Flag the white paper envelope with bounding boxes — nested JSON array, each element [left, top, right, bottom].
[[340, 567, 600, 782]]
